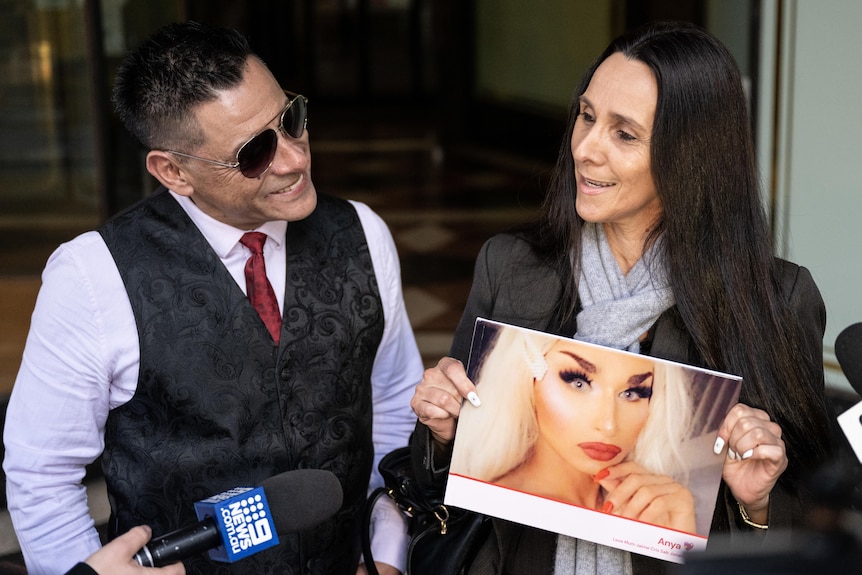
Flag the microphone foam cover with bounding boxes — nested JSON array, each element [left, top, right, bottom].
[[259, 469, 344, 534], [836, 322, 862, 396]]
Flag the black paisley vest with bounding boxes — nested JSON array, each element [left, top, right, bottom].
[[99, 189, 382, 574]]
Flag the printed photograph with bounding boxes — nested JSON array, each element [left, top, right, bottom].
[[445, 319, 743, 563]]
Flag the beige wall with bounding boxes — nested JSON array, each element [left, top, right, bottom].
[[762, 0, 862, 392], [475, 0, 614, 114]]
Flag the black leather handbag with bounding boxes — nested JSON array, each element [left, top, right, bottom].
[[361, 446, 491, 575]]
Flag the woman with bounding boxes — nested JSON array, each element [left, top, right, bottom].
[[409, 21, 831, 574], [450, 325, 698, 534]]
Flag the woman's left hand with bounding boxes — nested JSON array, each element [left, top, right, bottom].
[[714, 402, 788, 524], [597, 462, 696, 533]]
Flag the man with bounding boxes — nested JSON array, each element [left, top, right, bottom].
[[3, 21, 421, 575]]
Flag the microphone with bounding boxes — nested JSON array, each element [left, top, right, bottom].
[[836, 322, 862, 395], [134, 469, 343, 567], [835, 323, 862, 465]]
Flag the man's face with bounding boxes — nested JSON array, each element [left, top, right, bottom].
[[173, 57, 317, 229]]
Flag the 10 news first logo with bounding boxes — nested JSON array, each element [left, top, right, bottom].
[[194, 486, 279, 562]]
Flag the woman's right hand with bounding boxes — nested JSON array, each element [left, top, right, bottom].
[[410, 357, 480, 445]]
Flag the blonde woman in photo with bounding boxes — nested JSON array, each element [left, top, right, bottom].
[[452, 327, 695, 533]]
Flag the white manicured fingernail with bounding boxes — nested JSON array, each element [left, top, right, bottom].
[[713, 437, 725, 454], [467, 391, 481, 407], [741, 449, 754, 460], [728, 448, 737, 461]]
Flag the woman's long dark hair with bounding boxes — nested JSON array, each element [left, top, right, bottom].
[[538, 22, 831, 492]]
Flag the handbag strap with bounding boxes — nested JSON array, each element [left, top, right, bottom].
[[361, 486, 389, 575]]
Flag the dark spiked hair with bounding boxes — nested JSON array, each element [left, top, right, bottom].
[[112, 21, 256, 152]]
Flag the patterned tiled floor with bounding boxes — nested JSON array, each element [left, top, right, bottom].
[[296, 100, 552, 364], [314, 139, 549, 365]]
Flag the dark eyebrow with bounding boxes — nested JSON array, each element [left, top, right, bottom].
[[627, 372, 654, 387], [560, 351, 596, 374], [561, 350, 654, 386], [578, 95, 648, 133]]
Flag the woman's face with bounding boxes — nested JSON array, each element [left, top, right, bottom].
[[571, 52, 662, 235], [533, 341, 655, 477]]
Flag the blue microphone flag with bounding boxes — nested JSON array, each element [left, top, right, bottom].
[[194, 485, 280, 562]]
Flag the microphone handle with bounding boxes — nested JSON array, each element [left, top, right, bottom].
[[134, 516, 222, 567]]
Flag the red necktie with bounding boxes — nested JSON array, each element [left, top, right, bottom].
[[239, 232, 282, 344]]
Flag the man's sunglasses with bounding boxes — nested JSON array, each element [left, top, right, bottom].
[[166, 90, 308, 179]]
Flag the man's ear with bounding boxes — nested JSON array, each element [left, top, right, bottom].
[[146, 151, 195, 197]]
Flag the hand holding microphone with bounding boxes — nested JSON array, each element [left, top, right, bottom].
[[75, 526, 185, 574], [134, 469, 343, 567]]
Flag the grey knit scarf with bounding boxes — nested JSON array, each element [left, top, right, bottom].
[[554, 222, 675, 574], [574, 222, 674, 353]]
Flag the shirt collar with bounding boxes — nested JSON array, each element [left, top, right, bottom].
[[168, 190, 287, 258]]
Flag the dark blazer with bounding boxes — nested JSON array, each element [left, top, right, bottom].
[[411, 232, 827, 575]]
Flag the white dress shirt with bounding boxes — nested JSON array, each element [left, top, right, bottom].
[[3, 191, 422, 575]]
